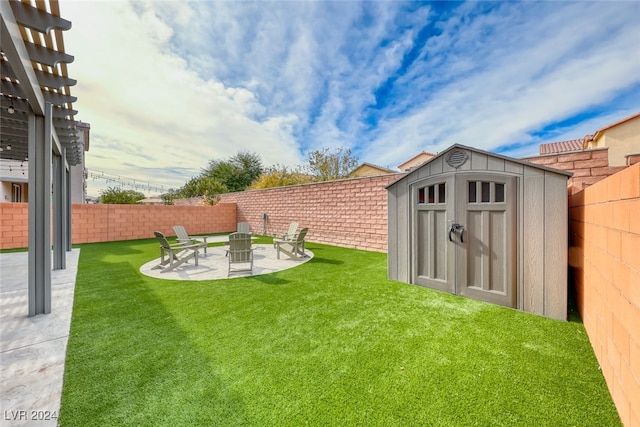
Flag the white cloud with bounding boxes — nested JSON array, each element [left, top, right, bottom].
[[63, 0, 306, 195], [60, 0, 640, 196], [364, 1, 640, 167]]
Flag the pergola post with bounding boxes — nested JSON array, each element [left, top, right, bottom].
[[53, 144, 67, 269], [28, 103, 52, 316], [66, 166, 73, 251]]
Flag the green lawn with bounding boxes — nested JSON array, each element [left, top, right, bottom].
[[59, 238, 620, 426]]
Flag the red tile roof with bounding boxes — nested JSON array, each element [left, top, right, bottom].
[[539, 139, 583, 155], [538, 111, 639, 153]]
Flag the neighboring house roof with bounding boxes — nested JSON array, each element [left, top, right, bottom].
[[137, 197, 164, 205], [349, 162, 397, 178], [173, 197, 206, 206], [539, 139, 583, 155], [593, 113, 640, 138], [539, 111, 640, 154], [397, 151, 436, 171]]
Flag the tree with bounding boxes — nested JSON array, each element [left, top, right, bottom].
[[166, 176, 227, 205], [203, 151, 264, 193], [178, 176, 227, 198], [248, 165, 315, 189], [100, 187, 146, 204], [230, 151, 264, 187], [304, 147, 359, 181], [160, 190, 178, 205]]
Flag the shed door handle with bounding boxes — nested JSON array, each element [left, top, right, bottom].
[[449, 224, 465, 243]]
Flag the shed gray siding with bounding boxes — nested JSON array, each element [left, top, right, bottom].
[[387, 180, 410, 282], [387, 144, 570, 321]]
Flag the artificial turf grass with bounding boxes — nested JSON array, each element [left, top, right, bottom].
[[59, 239, 621, 426]]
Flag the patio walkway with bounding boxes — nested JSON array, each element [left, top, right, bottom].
[[0, 249, 80, 427], [140, 244, 314, 280]]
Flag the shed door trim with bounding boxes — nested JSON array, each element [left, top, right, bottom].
[[411, 172, 518, 309], [455, 173, 517, 308], [412, 175, 455, 293]]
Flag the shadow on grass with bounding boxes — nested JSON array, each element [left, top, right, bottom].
[[0, 247, 28, 254], [83, 238, 152, 258], [60, 257, 250, 425], [567, 279, 583, 323], [251, 274, 292, 285], [307, 257, 343, 265]]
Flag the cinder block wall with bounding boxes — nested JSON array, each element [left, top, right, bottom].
[[219, 174, 403, 252], [72, 204, 237, 244], [526, 148, 626, 194], [0, 202, 29, 249], [569, 163, 640, 427], [0, 203, 237, 249]]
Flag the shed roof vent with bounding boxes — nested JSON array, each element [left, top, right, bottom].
[[446, 149, 468, 168]]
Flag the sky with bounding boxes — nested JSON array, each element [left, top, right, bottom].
[[60, 0, 640, 197]]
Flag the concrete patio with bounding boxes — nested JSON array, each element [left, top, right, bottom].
[[140, 243, 314, 280], [0, 249, 79, 427]]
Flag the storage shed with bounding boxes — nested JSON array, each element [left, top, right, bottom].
[[387, 144, 572, 320]]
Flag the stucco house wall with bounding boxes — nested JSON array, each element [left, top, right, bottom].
[[0, 160, 29, 203], [397, 151, 435, 172], [0, 179, 28, 203], [585, 113, 640, 167]]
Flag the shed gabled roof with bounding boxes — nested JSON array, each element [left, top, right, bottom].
[[386, 144, 573, 190]]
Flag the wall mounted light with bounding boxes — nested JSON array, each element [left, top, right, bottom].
[[7, 104, 15, 114], [6, 144, 11, 150]]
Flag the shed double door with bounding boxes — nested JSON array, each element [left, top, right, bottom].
[[414, 173, 517, 308]]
